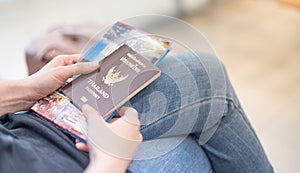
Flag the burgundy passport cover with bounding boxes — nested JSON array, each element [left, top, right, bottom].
[[61, 44, 161, 119]]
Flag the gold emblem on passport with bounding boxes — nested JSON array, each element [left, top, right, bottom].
[[102, 65, 129, 86]]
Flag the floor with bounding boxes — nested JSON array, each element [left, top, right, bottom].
[[0, 0, 299, 172]]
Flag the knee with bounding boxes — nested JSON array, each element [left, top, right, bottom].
[[159, 51, 229, 98]]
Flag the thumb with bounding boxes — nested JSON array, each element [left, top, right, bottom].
[[117, 107, 140, 129]]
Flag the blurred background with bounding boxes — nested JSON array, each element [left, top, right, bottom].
[[0, 0, 299, 172]]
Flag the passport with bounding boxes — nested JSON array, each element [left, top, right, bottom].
[[61, 44, 161, 119]]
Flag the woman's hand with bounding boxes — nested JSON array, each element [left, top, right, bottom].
[[78, 105, 143, 173], [27, 54, 99, 101], [0, 54, 99, 115]]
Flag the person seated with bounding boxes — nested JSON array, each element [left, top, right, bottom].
[[0, 52, 273, 172]]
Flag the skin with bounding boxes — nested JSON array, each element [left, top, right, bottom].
[[0, 54, 142, 173]]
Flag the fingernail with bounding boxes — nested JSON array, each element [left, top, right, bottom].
[[123, 109, 140, 125]]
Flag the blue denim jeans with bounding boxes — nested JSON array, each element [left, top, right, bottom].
[[126, 52, 274, 173]]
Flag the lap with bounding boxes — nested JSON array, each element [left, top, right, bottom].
[[128, 52, 273, 172]]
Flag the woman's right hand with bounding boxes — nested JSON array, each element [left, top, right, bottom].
[[78, 105, 143, 173]]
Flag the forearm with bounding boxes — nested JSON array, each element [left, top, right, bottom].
[[0, 78, 36, 115]]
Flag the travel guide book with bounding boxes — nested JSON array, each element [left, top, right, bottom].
[[31, 44, 162, 142]]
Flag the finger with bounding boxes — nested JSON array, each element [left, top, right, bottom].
[[109, 117, 120, 123], [56, 61, 99, 81], [75, 142, 89, 152], [66, 61, 100, 76], [46, 54, 81, 67], [63, 54, 81, 65]]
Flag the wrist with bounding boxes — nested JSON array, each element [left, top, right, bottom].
[[22, 76, 42, 102], [12, 78, 37, 109], [0, 78, 37, 115]]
